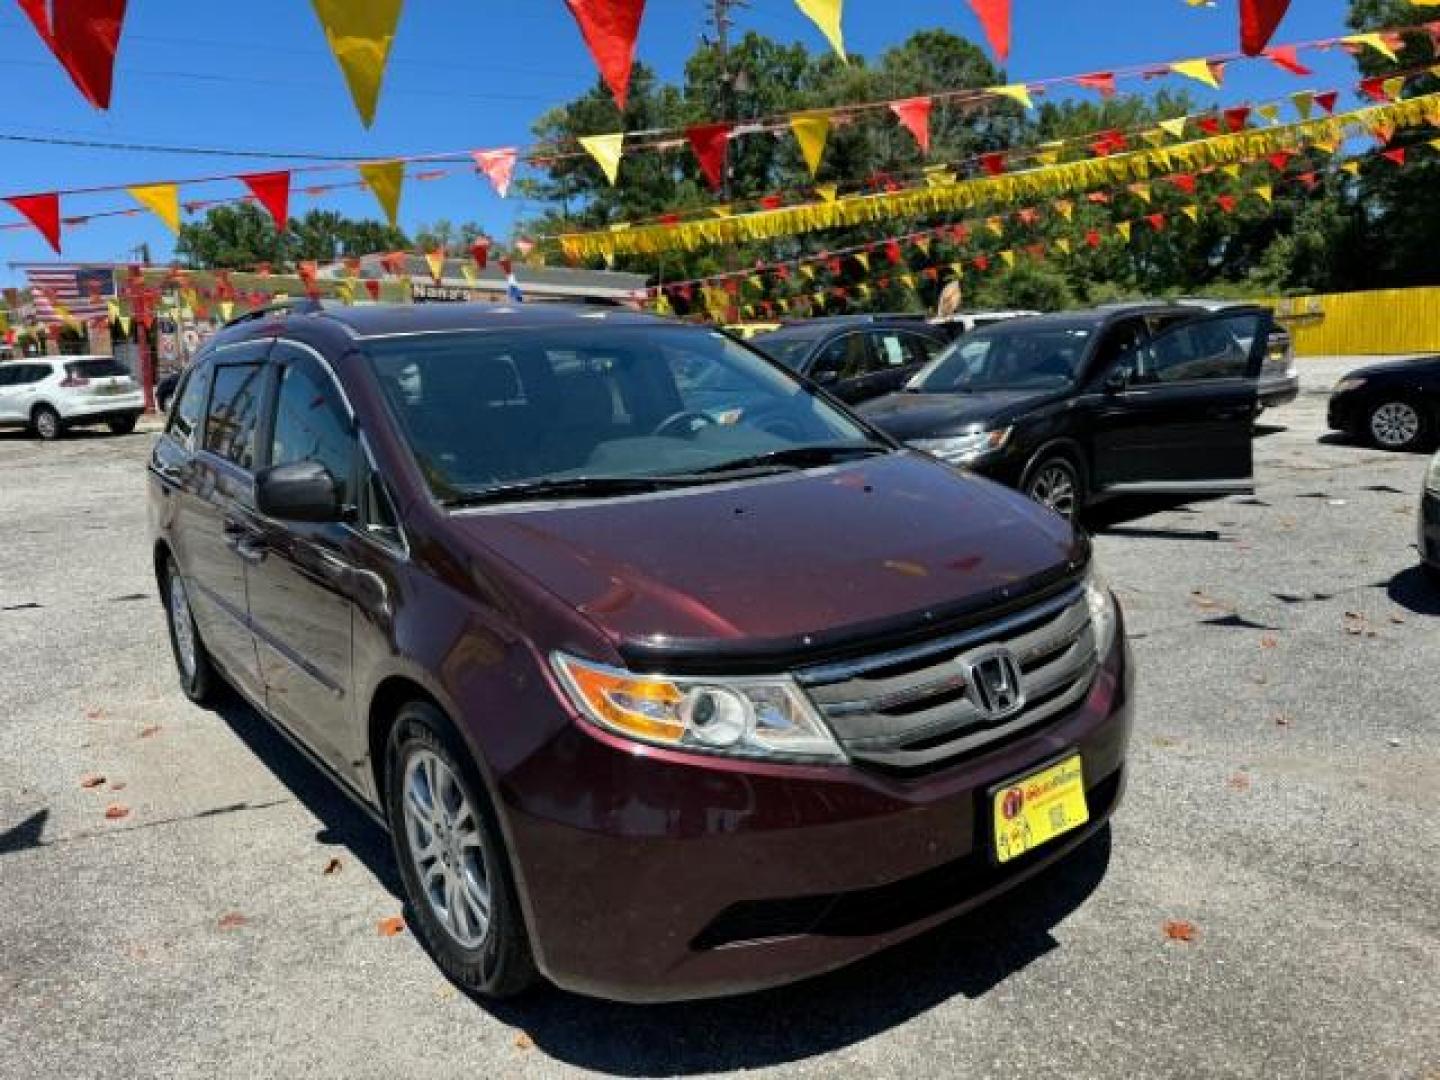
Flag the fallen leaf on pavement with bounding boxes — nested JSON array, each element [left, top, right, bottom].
[[79, 773, 106, 789], [84, 707, 106, 721], [1227, 773, 1251, 791], [1259, 636, 1278, 649], [1389, 615, 1406, 625], [109, 782, 126, 792], [1274, 713, 1292, 727], [138, 725, 162, 739], [217, 912, 248, 931], [322, 857, 342, 876], [514, 1033, 535, 1051], [377, 916, 406, 937], [1163, 919, 1197, 943], [104, 804, 129, 820]]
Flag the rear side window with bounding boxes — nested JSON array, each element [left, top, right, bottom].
[[167, 363, 212, 448], [204, 363, 265, 469], [3, 363, 51, 386], [268, 361, 356, 506], [1142, 313, 1260, 384], [65, 359, 128, 380]]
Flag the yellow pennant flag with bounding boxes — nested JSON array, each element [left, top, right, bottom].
[[924, 167, 955, 187], [1053, 237, 1071, 255], [118, 314, 132, 337], [991, 83, 1034, 110], [1159, 116, 1189, 139], [854, 252, 869, 272], [106, 300, 120, 322], [1181, 204, 1200, 223], [800, 264, 816, 280], [748, 275, 764, 291], [461, 265, 478, 285], [999, 250, 1015, 268], [1341, 160, 1362, 177], [855, 284, 870, 299], [1220, 163, 1242, 178], [1383, 76, 1406, 102], [986, 216, 1005, 236], [790, 112, 832, 177], [899, 273, 915, 288], [1142, 129, 1168, 148], [710, 204, 733, 218], [309, 0, 403, 128], [424, 250, 446, 283], [219, 301, 234, 322], [359, 161, 405, 227], [335, 281, 354, 305], [1257, 104, 1281, 125], [1431, 138, 1440, 152], [579, 133, 625, 186], [1035, 148, 1062, 166], [815, 183, 839, 202], [1130, 183, 1152, 204], [1115, 221, 1132, 242], [1345, 33, 1397, 62], [128, 183, 180, 233], [794, 0, 846, 60], [1054, 199, 1074, 221], [1252, 184, 1273, 204], [1292, 91, 1314, 120], [1171, 59, 1221, 90]]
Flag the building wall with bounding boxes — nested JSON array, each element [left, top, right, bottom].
[[1270, 287, 1440, 357]]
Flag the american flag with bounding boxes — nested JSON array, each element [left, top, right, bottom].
[[22, 265, 115, 325]]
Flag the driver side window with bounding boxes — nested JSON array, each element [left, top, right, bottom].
[[268, 356, 356, 507]]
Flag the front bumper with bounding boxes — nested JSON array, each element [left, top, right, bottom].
[[1421, 486, 1440, 570], [499, 627, 1134, 1002], [1327, 390, 1363, 433]]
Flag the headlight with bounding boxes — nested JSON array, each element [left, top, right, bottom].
[[909, 427, 1012, 465], [552, 653, 846, 762], [1085, 565, 1119, 660], [1334, 376, 1367, 393], [1426, 452, 1440, 494]]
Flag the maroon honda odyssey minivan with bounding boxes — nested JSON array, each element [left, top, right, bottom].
[[148, 301, 1132, 1002]]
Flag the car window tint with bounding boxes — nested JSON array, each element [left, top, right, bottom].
[[65, 359, 128, 379], [1139, 313, 1260, 384], [204, 363, 265, 470], [269, 362, 355, 505], [1093, 319, 1149, 376], [168, 363, 211, 448], [0, 366, 15, 387], [899, 333, 941, 365], [812, 335, 873, 380]]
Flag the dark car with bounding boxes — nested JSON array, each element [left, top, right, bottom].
[[860, 304, 1267, 520], [750, 316, 949, 404], [1170, 299, 1299, 410], [1327, 356, 1440, 452], [1421, 451, 1440, 580], [148, 301, 1131, 1003]]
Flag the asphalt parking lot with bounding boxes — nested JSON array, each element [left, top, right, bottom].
[[1, 358, 1436, 1080]]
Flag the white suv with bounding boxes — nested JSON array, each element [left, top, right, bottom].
[[0, 355, 144, 439]]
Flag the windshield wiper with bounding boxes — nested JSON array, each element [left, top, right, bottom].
[[443, 475, 710, 507], [693, 443, 889, 475]]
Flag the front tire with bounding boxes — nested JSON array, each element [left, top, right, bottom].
[[163, 557, 220, 704], [108, 415, 138, 435], [385, 703, 538, 1000], [1367, 399, 1428, 452], [31, 405, 61, 441], [1024, 454, 1085, 522]]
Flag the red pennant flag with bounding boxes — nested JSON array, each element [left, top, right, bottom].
[[1359, 77, 1389, 103], [885, 240, 903, 265], [1264, 45, 1312, 76], [1074, 72, 1116, 98], [564, 0, 646, 111], [686, 122, 733, 191], [890, 97, 933, 154], [923, 266, 940, 281], [1216, 194, 1238, 213], [1383, 147, 1407, 166], [1314, 90, 1339, 115], [5, 192, 62, 253], [1168, 173, 1198, 194], [240, 171, 290, 230], [760, 194, 784, 210], [972, 254, 990, 271], [826, 256, 842, 276], [1297, 171, 1318, 189], [1197, 117, 1221, 137], [1240, 0, 1292, 56], [1085, 229, 1101, 248], [658, 213, 681, 227], [472, 148, 517, 198], [980, 152, 1006, 176], [364, 279, 381, 301], [1146, 213, 1167, 232], [498, 256, 513, 276], [966, 0, 1011, 61], [951, 223, 970, 242], [1267, 150, 1293, 171], [18, 0, 128, 110], [1224, 106, 1251, 132]]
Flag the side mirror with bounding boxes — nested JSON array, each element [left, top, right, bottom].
[[255, 460, 345, 523], [1104, 368, 1130, 393]]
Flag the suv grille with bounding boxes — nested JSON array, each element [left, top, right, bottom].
[[795, 583, 1097, 774]]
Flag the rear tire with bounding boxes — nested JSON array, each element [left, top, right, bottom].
[[1367, 399, 1428, 452], [31, 405, 61, 441], [385, 702, 538, 1000], [108, 415, 138, 435], [1023, 454, 1085, 523], [162, 556, 220, 704]]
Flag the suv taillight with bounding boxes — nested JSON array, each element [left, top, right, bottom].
[[60, 375, 89, 388]]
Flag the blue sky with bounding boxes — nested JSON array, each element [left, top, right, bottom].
[[0, 0, 1363, 284]]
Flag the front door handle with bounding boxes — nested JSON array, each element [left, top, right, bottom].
[[223, 518, 268, 565]]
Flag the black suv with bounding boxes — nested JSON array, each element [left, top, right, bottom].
[[750, 316, 949, 404], [860, 304, 1266, 519]]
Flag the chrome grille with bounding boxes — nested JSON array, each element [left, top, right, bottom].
[[795, 584, 1097, 773]]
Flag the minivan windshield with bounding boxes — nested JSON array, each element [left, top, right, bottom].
[[909, 323, 1094, 393], [365, 325, 884, 504]]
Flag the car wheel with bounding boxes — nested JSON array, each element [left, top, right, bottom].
[[108, 415, 138, 435], [385, 702, 538, 1000], [163, 556, 220, 704], [1367, 399, 1428, 451], [1024, 455, 1085, 522], [31, 405, 61, 441]]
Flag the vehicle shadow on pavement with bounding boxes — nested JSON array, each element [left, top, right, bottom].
[[1387, 566, 1440, 616], [486, 827, 1112, 1076], [211, 696, 402, 895]]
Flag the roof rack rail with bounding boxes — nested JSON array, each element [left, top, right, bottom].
[[221, 298, 333, 329]]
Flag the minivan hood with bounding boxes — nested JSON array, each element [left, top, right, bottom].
[[451, 453, 1082, 663], [859, 388, 1057, 441]]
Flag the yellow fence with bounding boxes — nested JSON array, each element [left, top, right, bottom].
[[1269, 287, 1440, 357]]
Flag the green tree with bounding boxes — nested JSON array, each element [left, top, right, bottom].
[[176, 203, 288, 270]]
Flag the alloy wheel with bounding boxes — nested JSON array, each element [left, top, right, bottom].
[[401, 749, 492, 949], [169, 573, 198, 681], [1369, 401, 1421, 449], [35, 409, 58, 440], [1028, 462, 1078, 520]]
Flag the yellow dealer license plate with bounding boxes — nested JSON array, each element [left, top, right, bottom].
[[992, 754, 1089, 864]]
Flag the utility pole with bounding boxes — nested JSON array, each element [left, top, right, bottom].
[[704, 0, 748, 201]]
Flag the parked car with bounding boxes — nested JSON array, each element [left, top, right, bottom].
[[860, 304, 1266, 520], [722, 321, 782, 340], [926, 310, 1040, 342], [1421, 450, 1440, 581], [149, 301, 1132, 1003], [0, 355, 143, 439], [750, 315, 950, 404], [1327, 356, 1440, 452], [1170, 298, 1299, 410]]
